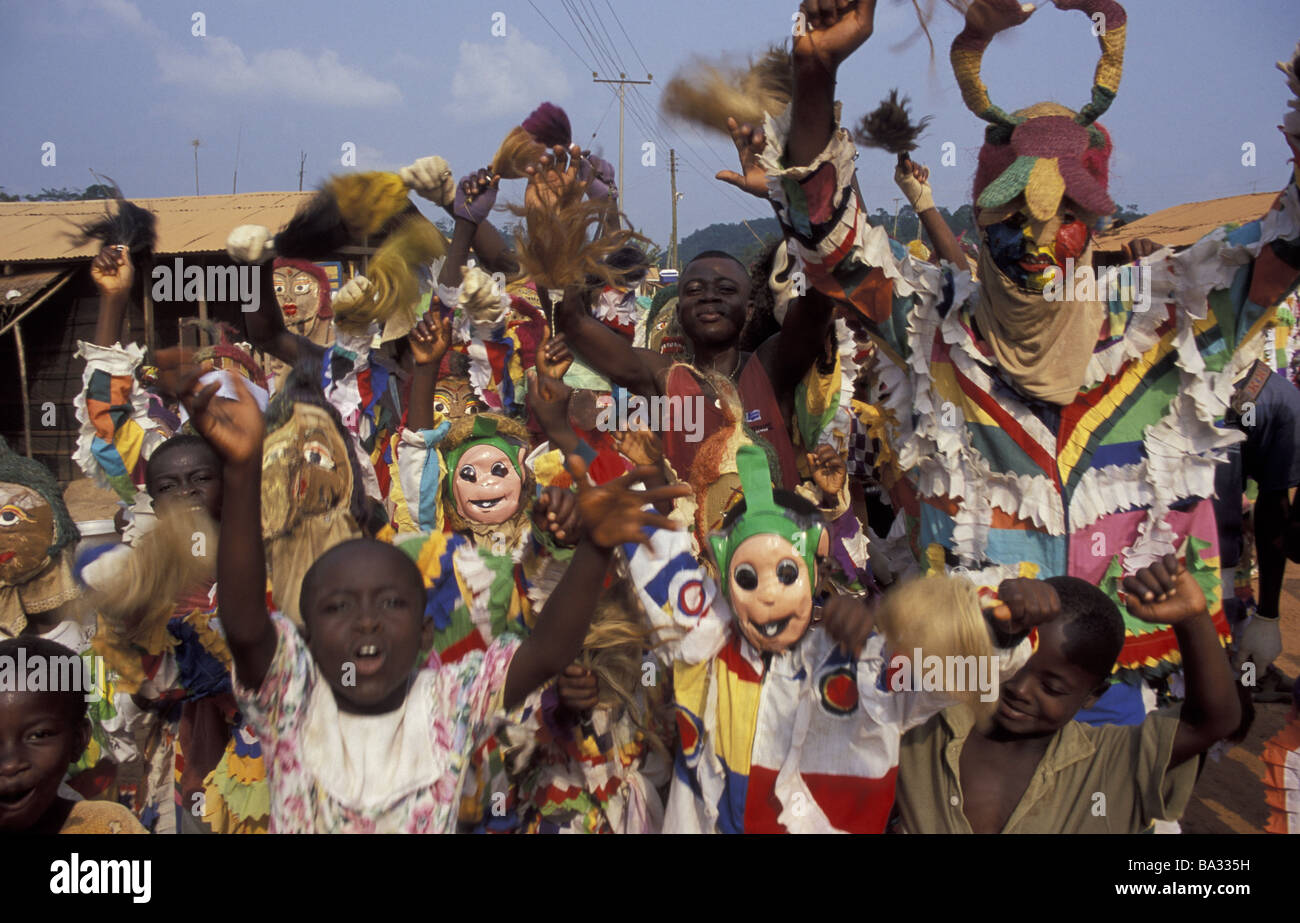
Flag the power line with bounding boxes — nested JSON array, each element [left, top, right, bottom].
[[526, 0, 597, 72], [602, 0, 652, 77]]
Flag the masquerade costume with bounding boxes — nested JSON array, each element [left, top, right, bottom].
[[86, 508, 269, 835], [622, 445, 1025, 833], [262, 368, 364, 626], [759, 1, 1300, 685]]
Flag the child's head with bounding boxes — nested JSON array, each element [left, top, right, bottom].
[[0, 638, 90, 832], [298, 538, 430, 714], [145, 434, 223, 521], [995, 576, 1125, 736]]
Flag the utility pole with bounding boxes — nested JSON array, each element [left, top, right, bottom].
[[298, 152, 307, 192], [669, 148, 681, 270], [191, 139, 201, 195], [592, 71, 651, 216]]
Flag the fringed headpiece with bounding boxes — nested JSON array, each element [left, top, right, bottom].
[[953, 0, 1126, 221]]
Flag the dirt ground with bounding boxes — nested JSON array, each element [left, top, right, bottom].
[[1182, 571, 1299, 834]]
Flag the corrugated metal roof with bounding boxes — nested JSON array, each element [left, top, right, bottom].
[[0, 191, 316, 262], [1096, 192, 1279, 251]]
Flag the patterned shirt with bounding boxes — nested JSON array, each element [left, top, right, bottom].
[[234, 613, 518, 833]]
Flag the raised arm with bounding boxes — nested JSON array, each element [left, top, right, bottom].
[[895, 160, 967, 267], [1122, 555, 1241, 768], [183, 373, 278, 690], [404, 312, 451, 432], [552, 286, 668, 399], [788, 0, 877, 168], [225, 226, 322, 366], [89, 246, 132, 346]]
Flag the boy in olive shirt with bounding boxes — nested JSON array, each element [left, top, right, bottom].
[[896, 556, 1240, 833]]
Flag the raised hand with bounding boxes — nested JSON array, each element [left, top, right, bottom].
[[612, 423, 664, 468], [408, 310, 451, 367], [807, 444, 847, 496], [525, 366, 572, 438], [183, 372, 266, 468], [525, 144, 585, 213], [716, 118, 769, 199], [569, 457, 691, 550], [1120, 238, 1162, 261], [90, 245, 133, 295], [794, 0, 878, 73], [537, 330, 574, 381], [894, 158, 936, 213], [399, 155, 456, 207], [452, 167, 501, 224], [557, 663, 599, 712], [822, 594, 875, 656], [534, 485, 582, 545], [1121, 554, 1209, 626], [989, 577, 1061, 633], [580, 153, 617, 203], [962, 0, 1035, 39]]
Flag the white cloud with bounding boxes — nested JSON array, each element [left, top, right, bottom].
[[157, 37, 402, 108], [448, 31, 570, 122], [85, 0, 162, 39]]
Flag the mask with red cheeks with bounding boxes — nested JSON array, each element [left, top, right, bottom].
[[272, 262, 329, 329], [450, 444, 524, 525]]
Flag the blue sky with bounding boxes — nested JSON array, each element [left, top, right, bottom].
[[1, 0, 1297, 250]]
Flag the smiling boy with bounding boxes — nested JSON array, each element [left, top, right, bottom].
[[894, 560, 1241, 833]]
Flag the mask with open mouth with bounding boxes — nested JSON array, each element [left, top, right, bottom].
[[708, 444, 827, 654], [441, 414, 532, 539]]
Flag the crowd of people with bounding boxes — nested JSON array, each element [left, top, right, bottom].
[[2, 0, 1299, 835]]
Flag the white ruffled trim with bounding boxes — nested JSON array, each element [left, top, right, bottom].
[[71, 341, 160, 495]]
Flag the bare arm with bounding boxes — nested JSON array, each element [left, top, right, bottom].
[[185, 378, 278, 690], [787, 0, 877, 168], [762, 286, 836, 397], [552, 286, 668, 399], [89, 246, 132, 346], [1123, 555, 1241, 768]]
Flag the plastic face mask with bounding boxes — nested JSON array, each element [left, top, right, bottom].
[[451, 444, 523, 525], [728, 533, 815, 654]]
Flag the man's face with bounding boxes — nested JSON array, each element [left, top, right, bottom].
[[433, 377, 484, 423], [451, 443, 523, 525], [303, 544, 428, 715], [273, 266, 324, 329], [147, 445, 223, 522], [993, 619, 1103, 737], [677, 258, 751, 349], [0, 483, 54, 584], [0, 691, 88, 831], [728, 533, 815, 653]]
